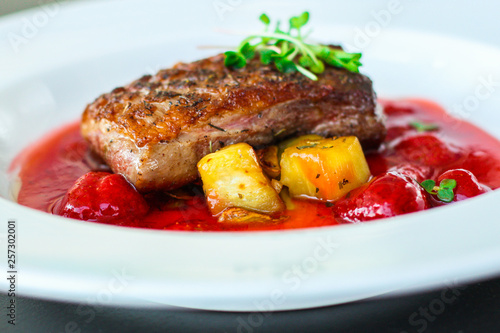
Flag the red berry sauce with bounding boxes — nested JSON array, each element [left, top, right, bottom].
[[10, 99, 500, 231]]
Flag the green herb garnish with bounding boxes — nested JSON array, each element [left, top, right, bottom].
[[224, 11, 362, 80], [420, 178, 457, 203], [208, 123, 226, 132], [410, 121, 439, 132], [296, 143, 319, 150]]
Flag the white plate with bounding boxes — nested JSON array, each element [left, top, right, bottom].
[[1, 0, 500, 311]]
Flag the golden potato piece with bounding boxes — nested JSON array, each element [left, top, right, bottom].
[[277, 134, 324, 161], [280, 136, 371, 201], [197, 143, 285, 215]]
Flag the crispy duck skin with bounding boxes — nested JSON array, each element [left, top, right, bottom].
[[81, 53, 385, 192]]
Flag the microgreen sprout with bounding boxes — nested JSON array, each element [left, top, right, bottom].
[[420, 178, 457, 203], [224, 12, 362, 80], [409, 121, 440, 132]]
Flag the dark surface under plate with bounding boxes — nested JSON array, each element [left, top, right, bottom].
[[2, 273, 500, 333]]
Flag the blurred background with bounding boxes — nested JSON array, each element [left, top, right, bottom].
[[2, 0, 498, 44], [1, 0, 72, 16]]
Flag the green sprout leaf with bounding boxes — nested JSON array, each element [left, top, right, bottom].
[[274, 57, 296, 73], [259, 13, 270, 25], [224, 51, 246, 68], [298, 55, 314, 68], [410, 121, 440, 132], [290, 11, 309, 30], [222, 12, 362, 80], [439, 179, 457, 190], [239, 42, 255, 60], [260, 49, 279, 65], [437, 188, 454, 202], [309, 59, 325, 74], [420, 179, 437, 194], [420, 178, 457, 203]]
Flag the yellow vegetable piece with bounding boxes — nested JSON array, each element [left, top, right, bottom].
[[277, 134, 324, 161], [197, 143, 285, 215], [280, 136, 371, 201]]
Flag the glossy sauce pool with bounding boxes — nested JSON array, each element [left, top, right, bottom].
[[10, 99, 500, 231]]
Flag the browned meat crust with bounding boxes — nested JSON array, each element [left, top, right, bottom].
[[81, 53, 385, 192]]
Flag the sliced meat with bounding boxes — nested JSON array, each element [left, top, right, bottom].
[[81, 53, 385, 192]]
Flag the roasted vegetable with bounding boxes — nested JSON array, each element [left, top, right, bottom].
[[280, 136, 371, 201], [217, 207, 287, 223], [256, 145, 280, 178], [271, 179, 283, 194], [197, 143, 285, 215], [277, 134, 324, 161]]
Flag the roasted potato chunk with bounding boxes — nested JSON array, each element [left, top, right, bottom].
[[197, 143, 285, 215], [280, 136, 371, 201], [277, 134, 324, 161]]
